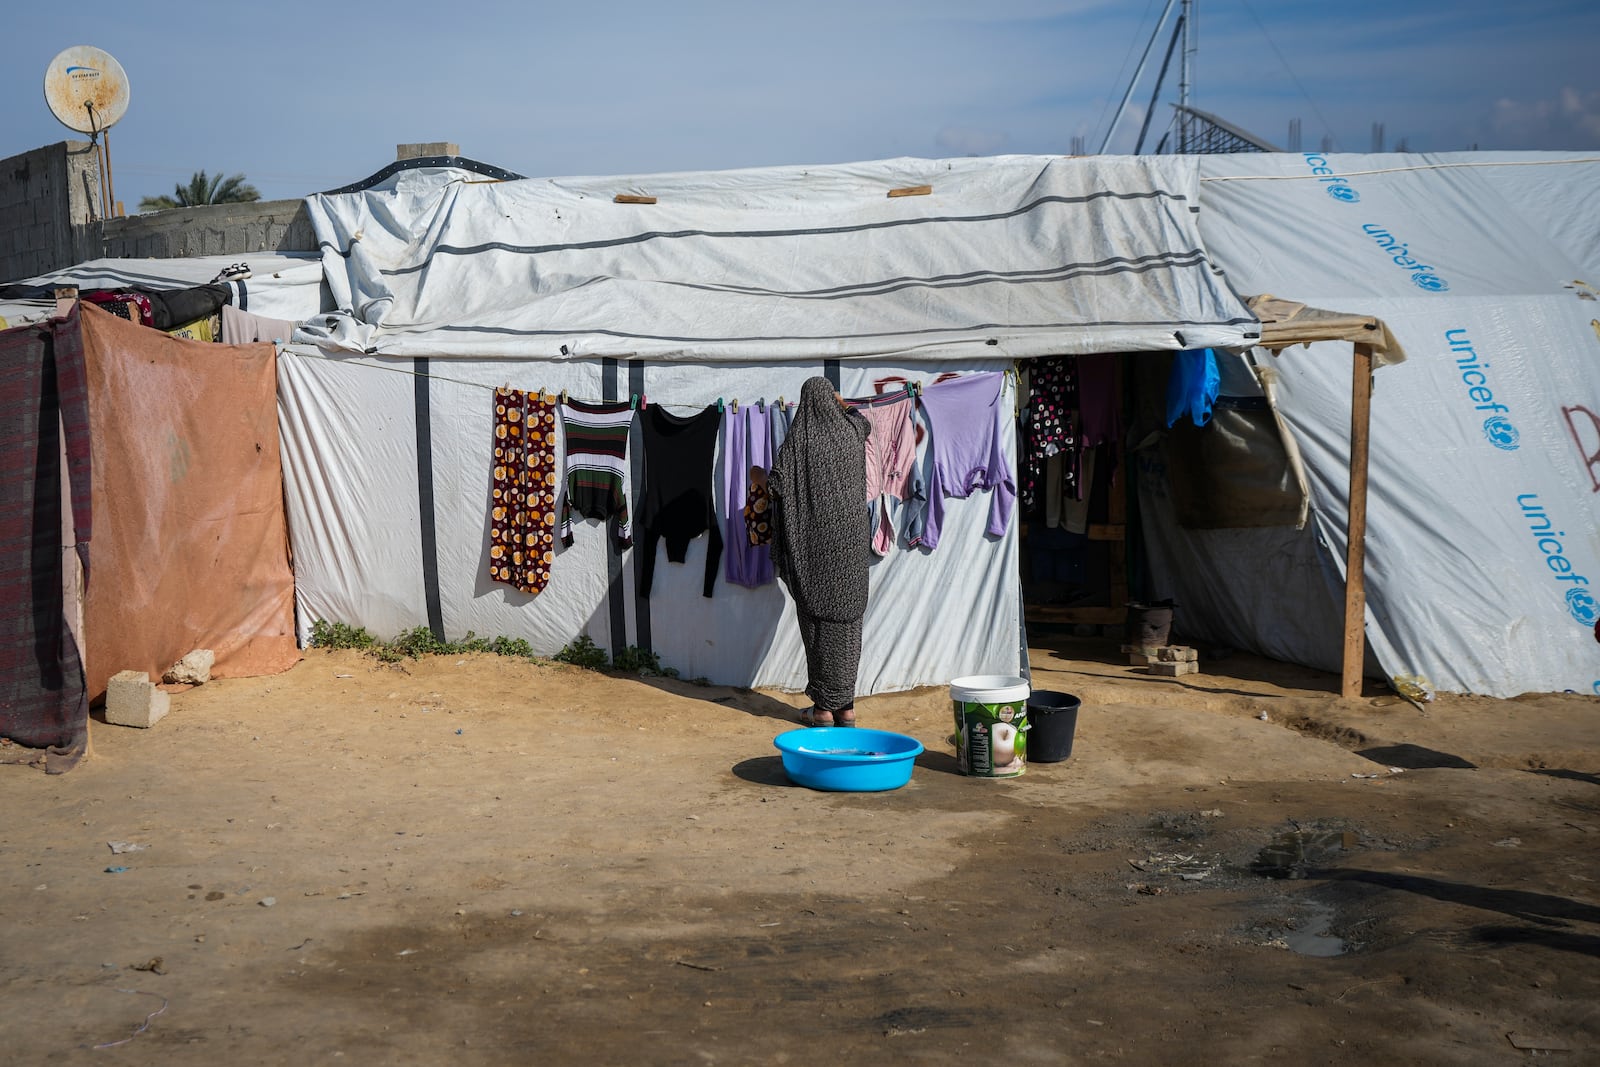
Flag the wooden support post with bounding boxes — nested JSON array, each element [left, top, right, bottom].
[[1341, 343, 1374, 699]]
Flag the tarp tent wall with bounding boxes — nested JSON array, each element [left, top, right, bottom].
[[1145, 152, 1600, 697], [0, 253, 325, 326], [279, 154, 1259, 693]]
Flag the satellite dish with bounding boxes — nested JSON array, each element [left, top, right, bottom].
[[44, 45, 130, 134]]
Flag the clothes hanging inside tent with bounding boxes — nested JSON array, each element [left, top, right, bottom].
[[1021, 356, 1081, 514], [1166, 348, 1220, 427], [637, 403, 723, 599]]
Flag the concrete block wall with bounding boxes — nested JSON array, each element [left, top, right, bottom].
[[100, 198, 318, 260], [0, 141, 103, 283]]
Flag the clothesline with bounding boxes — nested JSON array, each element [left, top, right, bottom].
[[277, 344, 940, 414]]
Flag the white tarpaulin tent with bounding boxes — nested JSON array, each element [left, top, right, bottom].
[[279, 154, 1260, 693], [1143, 151, 1600, 698], [0, 253, 323, 324]]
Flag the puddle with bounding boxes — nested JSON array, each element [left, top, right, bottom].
[[1283, 900, 1349, 957], [1251, 828, 1356, 879]]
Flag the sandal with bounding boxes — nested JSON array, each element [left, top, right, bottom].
[[834, 707, 857, 728], [798, 707, 835, 727]]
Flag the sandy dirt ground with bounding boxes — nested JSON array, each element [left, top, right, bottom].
[[2, 634, 1598, 1065]]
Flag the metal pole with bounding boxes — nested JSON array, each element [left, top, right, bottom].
[[1098, 0, 1177, 154], [1134, 14, 1185, 154], [1178, 0, 1194, 150], [103, 127, 117, 215]]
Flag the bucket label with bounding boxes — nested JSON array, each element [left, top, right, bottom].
[[954, 699, 1027, 777]]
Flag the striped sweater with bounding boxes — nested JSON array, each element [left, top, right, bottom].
[[558, 399, 634, 549]]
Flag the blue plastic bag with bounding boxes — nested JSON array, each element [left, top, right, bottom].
[[1165, 348, 1220, 427]]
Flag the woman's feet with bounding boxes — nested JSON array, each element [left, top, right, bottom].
[[834, 706, 856, 728], [798, 707, 835, 727]]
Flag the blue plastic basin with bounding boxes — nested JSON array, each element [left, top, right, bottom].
[[772, 727, 924, 792]]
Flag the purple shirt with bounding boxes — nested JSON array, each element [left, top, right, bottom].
[[911, 372, 1016, 551]]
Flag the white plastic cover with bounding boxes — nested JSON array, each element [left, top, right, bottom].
[[297, 154, 1258, 361], [1149, 152, 1600, 696], [4, 253, 326, 323]]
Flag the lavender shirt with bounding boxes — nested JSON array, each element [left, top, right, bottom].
[[909, 372, 1016, 551], [722, 403, 777, 588]]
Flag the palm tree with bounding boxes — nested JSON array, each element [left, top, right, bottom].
[[138, 170, 262, 213]]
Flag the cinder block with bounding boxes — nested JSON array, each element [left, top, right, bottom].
[[105, 670, 170, 728], [1149, 660, 1199, 677]]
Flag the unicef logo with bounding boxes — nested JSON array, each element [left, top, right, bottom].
[[1482, 415, 1520, 451], [1567, 587, 1600, 626], [1326, 184, 1360, 203], [1412, 272, 1449, 292]]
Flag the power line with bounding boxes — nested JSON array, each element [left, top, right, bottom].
[[1234, 0, 1340, 151]]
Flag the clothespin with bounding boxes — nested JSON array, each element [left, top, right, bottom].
[[560, 388, 569, 405], [630, 393, 639, 410], [777, 395, 785, 409], [913, 380, 922, 397], [731, 398, 739, 414], [641, 394, 649, 410]]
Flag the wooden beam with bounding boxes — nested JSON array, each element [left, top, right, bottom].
[[887, 185, 932, 198], [613, 194, 657, 205], [1341, 343, 1375, 699]]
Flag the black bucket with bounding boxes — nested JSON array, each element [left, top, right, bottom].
[[1026, 691, 1081, 763]]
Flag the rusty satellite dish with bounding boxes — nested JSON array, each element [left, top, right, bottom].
[[44, 45, 130, 134]]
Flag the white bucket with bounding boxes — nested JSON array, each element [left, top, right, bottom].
[[949, 674, 1030, 778]]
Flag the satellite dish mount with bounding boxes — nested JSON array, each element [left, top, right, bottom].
[[44, 45, 131, 218]]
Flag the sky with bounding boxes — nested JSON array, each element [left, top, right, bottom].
[[3, 1, 1597, 211]]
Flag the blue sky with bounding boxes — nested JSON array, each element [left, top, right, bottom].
[[4, 1, 1596, 210]]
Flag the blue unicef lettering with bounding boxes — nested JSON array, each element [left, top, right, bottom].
[[1567, 587, 1599, 626], [1592, 680, 1600, 696], [1518, 493, 1593, 627], [1482, 415, 1520, 450], [1363, 225, 1449, 292], [1301, 154, 1362, 202]]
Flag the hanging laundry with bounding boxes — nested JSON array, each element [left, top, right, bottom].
[[1021, 355, 1082, 513], [220, 305, 298, 345], [723, 403, 777, 588], [557, 398, 634, 551], [82, 291, 153, 327], [167, 314, 218, 343], [1166, 348, 1220, 427], [637, 403, 723, 598], [487, 387, 560, 595], [1075, 353, 1122, 448], [769, 400, 794, 453], [907, 372, 1015, 551], [845, 388, 917, 557]]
